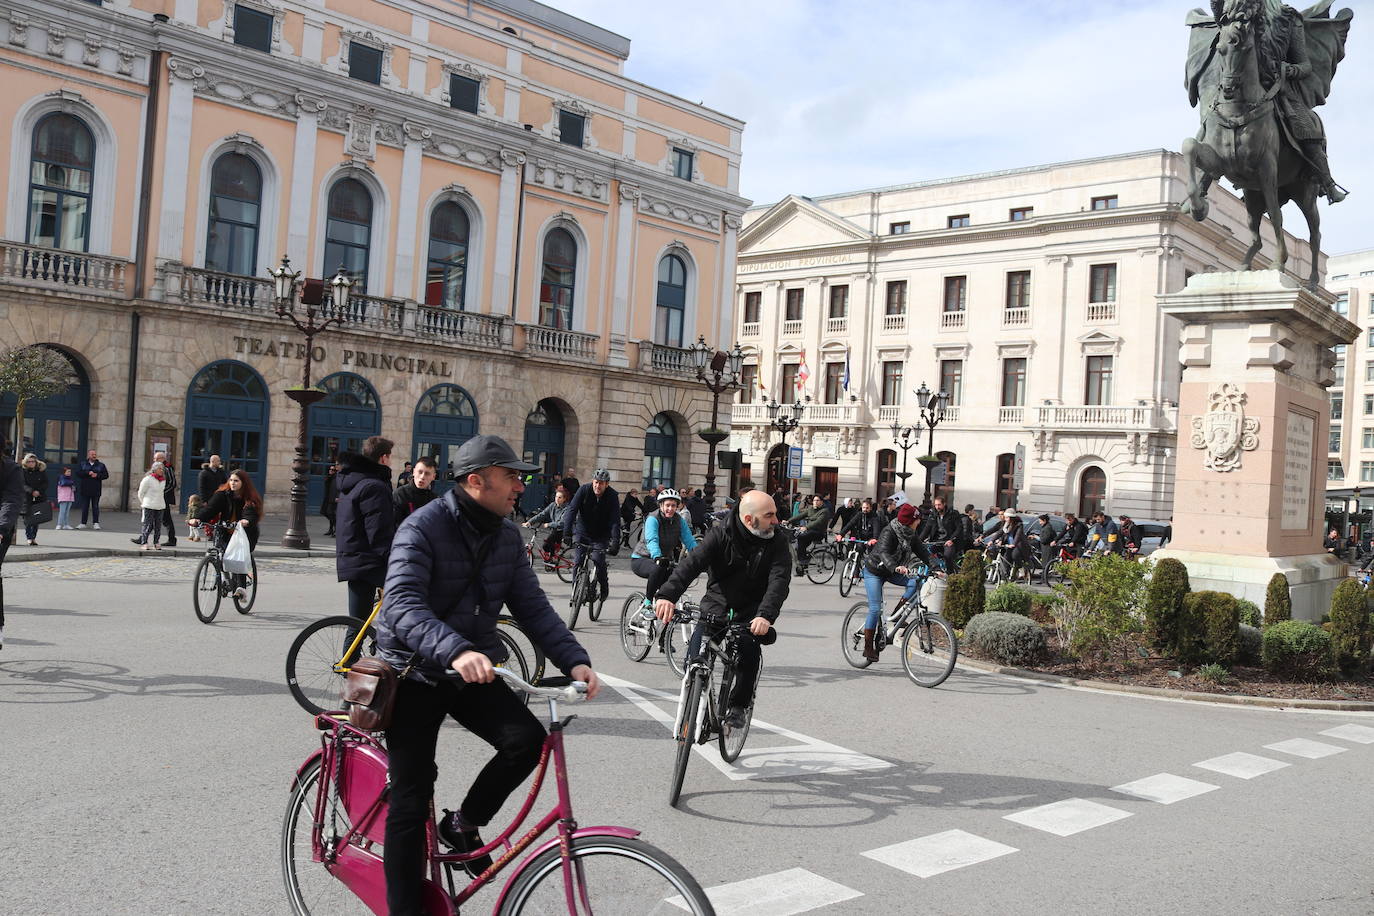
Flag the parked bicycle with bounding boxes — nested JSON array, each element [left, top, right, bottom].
[[282, 667, 715, 915], [668, 616, 760, 807], [566, 542, 608, 629], [840, 565, 958, 688], [285, 592, 544, 716], [619, 591, 699, 677], [193, 521, 257, 624], [524, 528, 575, 583]]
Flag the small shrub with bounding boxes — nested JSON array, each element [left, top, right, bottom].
[[1235, 599, 1261, 629], [1261, 620, 1335, 680], [1238, 624, 1262, 665], [1197, 662, 1234, 684], [943, 550, 985, 628], [1328, 579, 1373, 674], [986, 582, 1033, 617], [1182, 591, 1240, 666], [1143, 558, 1190, 653], [1030, 594, 1061, 625], [1264, 573, 1292, 627], [1051, 554, 1149, 661], [964, 612, 1047, 667]]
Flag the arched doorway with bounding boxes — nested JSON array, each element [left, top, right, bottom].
[[521, 399, 565, 510], [1078, 465, 1107, 518], [183, 360, 269, 502], [766, 443, 789, 496], [0, 346, 89, 466], [307, 372, 381, 507], [412, 383, 478, 493], [643, 413, 677, 488]]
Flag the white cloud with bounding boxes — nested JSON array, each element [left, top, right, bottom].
[[554, 0, 1374, 253]]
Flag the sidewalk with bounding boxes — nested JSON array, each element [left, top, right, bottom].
[[7, 512, 337, 563]]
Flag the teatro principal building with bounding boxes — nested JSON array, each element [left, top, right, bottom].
[[0, 0, 747, 510]]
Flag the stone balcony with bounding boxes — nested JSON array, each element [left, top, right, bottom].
[[520, 323, 599, 363], [940, 310, 966, 330], [731, 401, 862, 426], [1086, 301, 1117, 323], [638, 341, 697, 378], [1, 240, 131, 298], [1003, 306, 1030, 327], [1031, 403, 1179, 433]]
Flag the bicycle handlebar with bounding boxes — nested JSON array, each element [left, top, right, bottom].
[[493, 666, 589, 703]]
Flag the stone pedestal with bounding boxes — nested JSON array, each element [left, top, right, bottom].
[[1152, 271, 1358, 620]]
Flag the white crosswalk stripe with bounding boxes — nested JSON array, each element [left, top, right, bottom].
[[1002, 798, 1132, 836], [670, 868, 862, 915], [1192, 751, 1290, 779], [862, 829, 1019, 878], [1264, 738, 1348, 759], [1319, 723, 1374, 744], [1110, 773, 1220, 805]]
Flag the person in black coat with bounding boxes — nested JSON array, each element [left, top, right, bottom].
[[0, 453, 26, 649], [20, 454, 48, 546], [320, 463, 339, 536], [393, 456, 439, 527], [335, 438, 396, 621], [918, 496, 967, 570], [194, 470, 262, 598], [684, 489, 708, 534], [861, 502, 936, 660], [198, 455, 228, 502], [76, 449, 108, 528]]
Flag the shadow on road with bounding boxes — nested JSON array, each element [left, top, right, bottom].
[[0, 658, 285, 704]]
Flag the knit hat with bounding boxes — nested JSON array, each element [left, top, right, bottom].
[[896, 504, 918, 525]]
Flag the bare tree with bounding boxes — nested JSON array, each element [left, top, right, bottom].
[[0, 345, 76, 460]]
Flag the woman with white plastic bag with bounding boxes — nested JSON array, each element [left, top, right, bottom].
[[194, 469, 262, 601]]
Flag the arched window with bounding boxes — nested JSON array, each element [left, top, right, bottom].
[[995, 453, 1018, 509], [1078, 465, 1107, 518], [425, 201, 469, 310], [876, 449, 896, 502], [540, 227, 576, 329], [643, 413, 677, 488], [27, 113, 95, 251], [656, 254, 687, 347], [324, 178, 373, 291], [205, 153, 262, 276], [934, 450, 956, 504]]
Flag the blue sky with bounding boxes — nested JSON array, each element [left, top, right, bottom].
[[553, 0, 1374, 254]]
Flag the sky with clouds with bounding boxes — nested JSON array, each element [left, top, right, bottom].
[[553, 0, 1374, 255]]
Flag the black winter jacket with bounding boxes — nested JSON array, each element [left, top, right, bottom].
[[564, 482, 621, 544], [22, 465, 49, 504], [841, 509, 886, 542], [919, 507, 966, 546], [377, 489, 591, 681], [656, 509, 791, 623], [0, 456, 24, 531], [334, 452, 396, 586], [865, 522, 933, 577], [194, 489, 260, 550], [198, 465, 228, 502], [393, 483, 438, 527]]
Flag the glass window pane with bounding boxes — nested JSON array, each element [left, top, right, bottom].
[[233, 4, 273, 52], [33, 114, 94, 169], [348, 43, 383, 84]]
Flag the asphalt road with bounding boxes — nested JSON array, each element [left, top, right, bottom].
[[2, 553, 1372, 915]]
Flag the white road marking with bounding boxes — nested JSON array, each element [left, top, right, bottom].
[[669, 867, 862, 915], [1110, 773, 1220, 805], [1192, 751, 1290, 779], [1320, 723, 1374, 744], [861, 829, 1018, 878], [601, 673, 892, 779], [1263, 738, 1348, 759], [1003, 798, 1132, 836]]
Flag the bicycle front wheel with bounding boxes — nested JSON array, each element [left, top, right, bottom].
[[806, 548, 837, 585], [498, 834, 713, 915], [901, 614, 958, 688], [193, 556, 223, 624], [567, 570, 585, 631], [286, 616, 375, 715], [663, 617, 689, 678], [714, 665, 753, 764], [669, 672, 704, 808], [554, 551, 575, 584], [234, 558, 259, 614], [839, 553, 858, 597], [281, 759, 374, 916], [619, 593, 653, 662], [840, 602, 873, 669], [496, 615, 546, 686]]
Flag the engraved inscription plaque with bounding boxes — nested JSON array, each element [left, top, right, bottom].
[[1282, 410, 1315, 530]]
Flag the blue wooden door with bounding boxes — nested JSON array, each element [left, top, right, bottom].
[[412, 384, 478, 495], [183, 361, 269, 507], [520, 400, 565, 512], [307, 373, 381, 507]]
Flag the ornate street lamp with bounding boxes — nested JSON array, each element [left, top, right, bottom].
[[889, 420, 917, 496], [896, 381, 949, 510], [270, 256, 347, 550], [690, 336, 744, 510], [765, 394, 808, 495]]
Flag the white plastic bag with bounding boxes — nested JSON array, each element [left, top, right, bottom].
[[920, 576, 946, 618], [222, 525, 253, 574]]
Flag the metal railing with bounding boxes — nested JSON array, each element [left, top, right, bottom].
[[2, 241, 129, 295], [523, 324, 599, 362]]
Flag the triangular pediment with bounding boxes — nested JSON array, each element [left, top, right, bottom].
[[740, 195, 870, 254]]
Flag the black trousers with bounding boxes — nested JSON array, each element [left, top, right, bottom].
[[630, 555, 671, 599], [795, 530, 823, 565], [384, 677, 546, 915], [689, 618, 763, 708], [0, 526, 11, 629], [346, 580, 379, 621]]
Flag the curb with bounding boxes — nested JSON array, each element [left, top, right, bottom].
[[956, 654, 1374, 712], [5, 546, 336, 564]]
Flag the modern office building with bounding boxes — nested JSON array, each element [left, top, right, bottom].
[[1320, 247, 1374, 530]]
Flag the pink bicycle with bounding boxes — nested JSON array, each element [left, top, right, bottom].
[[281, 668, 715, 915]]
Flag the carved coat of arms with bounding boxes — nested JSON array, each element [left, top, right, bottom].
[[1190, 383, 1260, 472]]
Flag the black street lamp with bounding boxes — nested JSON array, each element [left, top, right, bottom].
[[889, 421, 917, 497], [270, 255, 350, 550], [910, 381, 950, 509], [765, 395, 808, 495], [690, 336, 745, 510]]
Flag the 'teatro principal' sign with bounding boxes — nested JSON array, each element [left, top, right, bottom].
[[232, 336, 454, 377]]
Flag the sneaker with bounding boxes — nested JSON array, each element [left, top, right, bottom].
[[92, 523, 101, 530], [724, 706, 748, 728], [130, 538, 143, 545], [437, 809, 494, 876], [232, 587, 248, 601], [76, 524, 86, 530], [165, 538, 177, 547]]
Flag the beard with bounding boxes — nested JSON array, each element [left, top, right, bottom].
[[745, 518, 775, 539]]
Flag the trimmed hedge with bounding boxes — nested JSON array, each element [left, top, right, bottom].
[[1264, 573, 1292, 627], [965, 612, 1046, 666], [985, 582, 1034, 617], [1238, 624, 1262, 666], [1235, 599, 1261, 629], [1261, 620, 1334, 680], [1143, 558, 1190, 654], [1328, 579, 1372, 674], [944, 549, 985, 628], [1193, 591, 1240, 666]]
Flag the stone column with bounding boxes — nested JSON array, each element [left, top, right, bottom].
[[607, 183, 639, 367], [491, 149, 526, 319], [287, 93, 327, 267], [1153, 270, 1358, 620], [393, 121, 430, 301], [156, 58, 202, 266]]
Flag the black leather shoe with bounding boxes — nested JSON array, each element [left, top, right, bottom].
[[724, 706, 749, 728], [437, 809, 494, 877]]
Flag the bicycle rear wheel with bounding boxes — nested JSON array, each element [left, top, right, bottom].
[[838, 552, 858, 597], [901, 614, 958, 688], [668, 672, 703, 807], [193, 556, 223, 624], [587, 577, 606, 622], [281, 759, 375, 916], [663, 616, 690, 677], [566, 567, 586, 631], [554, 549, 575, 583], [286, 616, 375, 716], [619, 593, 653, 662], [233, 558, 259, 614], [806, 548, 837, 585], [498, 834, 712, 915], [840, 602, 873, 669], [714, 664, 753, 763]]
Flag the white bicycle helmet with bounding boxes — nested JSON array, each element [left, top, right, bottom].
[[657, 487, 681, 503]]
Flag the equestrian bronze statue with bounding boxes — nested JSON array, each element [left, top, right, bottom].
[[1182, 0, 1351, 289]]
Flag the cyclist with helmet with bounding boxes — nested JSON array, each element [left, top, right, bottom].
[[562, 469, 621, 603], [630, 488, 699, 611]]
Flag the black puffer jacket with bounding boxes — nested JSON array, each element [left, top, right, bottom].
[[392, 482, 438, 527], [334, 451, 395, 586], [0, 456, 24, 531], [842, 509, 886, 542], [656, 509, 791, 623], [865, 522, 933, 577], [194, 489, 260, 550], [564, 482, 621, 544]]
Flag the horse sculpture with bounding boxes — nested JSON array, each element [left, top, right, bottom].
[[1182, 1, 1351, 290]]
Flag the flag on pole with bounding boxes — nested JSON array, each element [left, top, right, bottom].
[[795, 348, 810, 395], [757, 351, 767, 397], [842, 346, 851, 394]]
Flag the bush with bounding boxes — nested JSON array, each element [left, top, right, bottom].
[[1197, 662, 1233, 684], [1328, 579, 1372, 674], [1261, 620, 1335, 680], [1143, 558, 1190, 654], [1184, 591, 1239, 666], [1238, 624, 1262, 666], [1264, 573, 1292, 627], [1030, 594, 1061, 625], [1051, 554, 1149, 661], [964, 612, 1047, 666], [986, 582, 1034, 617], [1235, 599, 1261, 629], [943, 549, 985, 628]]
